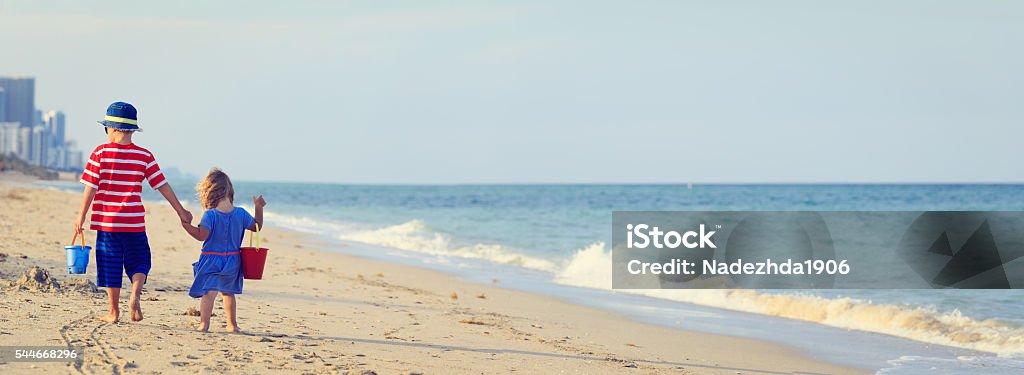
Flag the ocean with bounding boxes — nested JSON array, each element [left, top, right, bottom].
[[44, 181, 1024, 373]]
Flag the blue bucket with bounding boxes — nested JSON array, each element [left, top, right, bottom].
[[65, 233, 91, 274]]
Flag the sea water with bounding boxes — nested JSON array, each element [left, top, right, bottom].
[[44, 181, 1024, 372]]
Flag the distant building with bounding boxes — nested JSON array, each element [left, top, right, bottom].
[[30, 125, 47, 166], [64, 145, 83, 170], [16, 126, 31, 160], [0, 88, 6, 121], [0, 122, 18, 156], [38, 110, 78, 169], [0, 77, 34, 129], [47, 144, 64, 169], [43, 111, 65, 148], [69, 151, 83, 170]]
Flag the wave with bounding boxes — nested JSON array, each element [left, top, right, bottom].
[[260, 209, 356, 235], [338, 219, 560, 272], [263, 214, 560, 271], [554, 244, 1024, 356]]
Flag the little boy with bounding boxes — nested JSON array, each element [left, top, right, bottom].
[[73, 101, 192, 323]]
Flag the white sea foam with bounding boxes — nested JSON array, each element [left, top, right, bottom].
[[553, 242, 612, 290], [259, 209, 355, 235], [338, 219, 560, 272]]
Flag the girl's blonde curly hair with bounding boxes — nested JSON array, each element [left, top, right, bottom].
[[196, 168, 234, 210]]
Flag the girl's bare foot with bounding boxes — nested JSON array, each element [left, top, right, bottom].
[[99, 311, 119, 323], [226, 325, 240, 333], [129, 300, 144, 322], [197, 322, 210, 332]]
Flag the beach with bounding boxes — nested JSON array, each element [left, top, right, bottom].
[[0, 175, 864, 374]]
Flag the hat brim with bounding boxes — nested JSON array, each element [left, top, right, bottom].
[[98, 120, 142, 132]]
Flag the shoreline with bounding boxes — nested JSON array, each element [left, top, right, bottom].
[[0, 175, 864, 374], [302, 223, 989, 372]]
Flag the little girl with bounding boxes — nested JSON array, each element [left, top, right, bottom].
[[180, 168, 266, 332]]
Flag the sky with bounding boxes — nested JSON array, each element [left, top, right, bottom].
[[1, 1, 1022, 184]]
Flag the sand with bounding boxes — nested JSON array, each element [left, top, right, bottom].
[[0, 174, 864, 374]]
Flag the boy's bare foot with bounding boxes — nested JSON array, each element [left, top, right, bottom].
[[197, 323, 210, 333], [99, 311, 119, 323], [129, 300, 144, 322], [226, 325, 240, 333]]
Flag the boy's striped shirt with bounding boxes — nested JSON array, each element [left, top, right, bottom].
[[80, 143, 167, 232]]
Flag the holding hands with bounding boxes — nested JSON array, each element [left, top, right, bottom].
[[178, 208, 193, 224]]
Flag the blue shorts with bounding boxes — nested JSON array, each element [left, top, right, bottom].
[[95, 231, 152, 288]]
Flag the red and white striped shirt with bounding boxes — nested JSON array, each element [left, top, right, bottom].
[[80, 143, 167, 232]]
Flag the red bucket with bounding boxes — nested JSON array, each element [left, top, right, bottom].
[[240, 223, 269, 280]]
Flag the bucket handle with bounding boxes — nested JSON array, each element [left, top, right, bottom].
[[248, 221, 261, 249], [70, 232, 85, 249]]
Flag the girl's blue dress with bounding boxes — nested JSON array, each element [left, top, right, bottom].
[[189, 207, 254, 298]]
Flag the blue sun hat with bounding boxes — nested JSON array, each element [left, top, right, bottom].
[[97, 101, 142, 131]]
